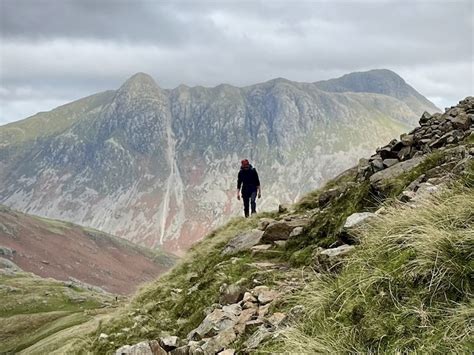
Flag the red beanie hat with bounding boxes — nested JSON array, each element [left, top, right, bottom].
[[241, 159, 250, 167]]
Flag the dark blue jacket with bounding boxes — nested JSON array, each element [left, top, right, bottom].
[[237, 165, 260, 195]]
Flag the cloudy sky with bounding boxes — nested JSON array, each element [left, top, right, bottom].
[[0, 0, 472, 125]]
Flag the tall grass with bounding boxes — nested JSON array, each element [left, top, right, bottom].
[[279, 185, 474, 353]]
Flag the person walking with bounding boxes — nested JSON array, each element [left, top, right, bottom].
[[237, 159, 261, 217]]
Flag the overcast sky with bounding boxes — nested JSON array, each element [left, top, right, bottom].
[[0, 0, 472, 125]]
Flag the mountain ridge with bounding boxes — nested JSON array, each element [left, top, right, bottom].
[[0, 69, 439, 253]]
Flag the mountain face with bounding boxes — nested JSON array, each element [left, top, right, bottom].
[[0, 70, 438, 254]]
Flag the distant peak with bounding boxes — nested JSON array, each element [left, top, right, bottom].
[[119, 72, 159, 91]]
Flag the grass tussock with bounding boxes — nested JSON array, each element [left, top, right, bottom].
[[278, 185, 474, 353]]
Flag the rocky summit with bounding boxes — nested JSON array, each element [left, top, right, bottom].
[[0, 69, 438, 254]]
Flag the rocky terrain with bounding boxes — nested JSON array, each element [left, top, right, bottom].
[[0, 206, 176, 295], [0, 69, 438, 254], [61, 97, 470, 354]]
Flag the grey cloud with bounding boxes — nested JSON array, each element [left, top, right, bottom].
[[0, 0, 472, 124]]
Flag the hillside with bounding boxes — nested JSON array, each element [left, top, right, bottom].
[[69, 97, 472, 354], [0, 69, 439, 255], [0, 206, 176, 295], [0, 260, 118, 354]]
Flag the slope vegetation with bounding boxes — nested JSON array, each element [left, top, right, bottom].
[[0, 263, 117, 354]]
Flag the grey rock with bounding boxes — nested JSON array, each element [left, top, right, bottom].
[[188, 306, 240, 339], [400, 133, 414, 146], [319, 244, 355, 258], [251, 286, 279, 305], [343, 212, 376, 229], [159, 335, 180, 351], [115, 341, 159, 355], [419, 111, 432, 125], [261, 219, 309, 242], [257, 218, 275, 231], [397, 146, 412, 161], [201, 328, 236, 354], [371, 158, 384, 171], [219, 283, 245, 305], [383, 158, 399, 168], [447, 113, 472, 131], [370, 156, 426, 190], [244, 325, 273, 350], [221, 229, 264, 255], [289, 226, 304, 238]]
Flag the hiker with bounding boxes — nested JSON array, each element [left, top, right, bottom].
[[237, 159, 261, 217]]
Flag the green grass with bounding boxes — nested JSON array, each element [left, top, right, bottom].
[[0, 271, 115, 353], [272, 184, 474, 353]]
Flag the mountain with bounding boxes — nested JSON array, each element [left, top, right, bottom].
[[0, 205, 176, 294], [26, 96, 472, 354], [0, 69, 439, 254], [314, 69, 439, 114]]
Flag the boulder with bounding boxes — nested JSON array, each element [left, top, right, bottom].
[[370, 156, 426, 190], [419, 111, 432, 125], [319, 244, 355, 258], [397, 146, 412, 161], [378, 147, 398, 160], [222, 229, 264, 255], [447, 113, 471, 130], [261, 221, 294, 242], [266, 312, 287, 327], [251, 286, 280, 305], [257, 218, 275, 231], [159, 336, 180, 351], [219, 283, 245, 305], [201, 328, 236, 354], [244, 325, 273, 350], [383, 158, 399, 168], [371, 158, 384, 171], [400, 133, 414, 146], [261, 219, 309, 242], [242, 291, 257, 303], [116, 341, 162, 355], [343, 212, 376, 229], [188, 306, 240, 339], [314, 245, 355, 270], [289, 226, 304, 238], [234, 307, 258, 334], [250, 244, 278, 257]]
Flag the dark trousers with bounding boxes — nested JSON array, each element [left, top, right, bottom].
[[242, 191, 257, 217]]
